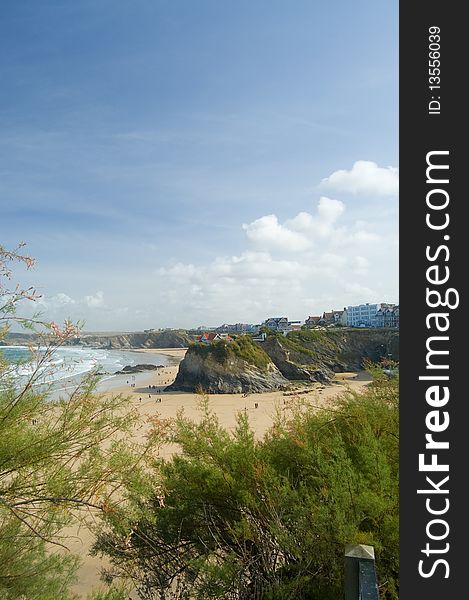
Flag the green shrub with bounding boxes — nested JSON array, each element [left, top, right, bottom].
[[230, 335, 271, 370], [189, 336, 271, 370], [94, 376, 399, 599]]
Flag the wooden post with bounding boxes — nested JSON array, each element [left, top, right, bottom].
[[344, 544, 379, 599]]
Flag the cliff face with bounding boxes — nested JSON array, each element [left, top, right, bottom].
[[167, 339, 290, 394], [261, 329, 399, 380], [1, 332, 35, 346], [78, 330, 193, 349], [261, 336, 331, 382], [169, 329, 399, 393]]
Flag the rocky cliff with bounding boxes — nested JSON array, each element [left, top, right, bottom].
[[168, 329, 399, 393], [261, 328, 399, 381], [167, 336, 290, 393], [77, 330, 193, 349]]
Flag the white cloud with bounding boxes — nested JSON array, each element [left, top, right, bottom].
[[48, 293, 76, 307], [317, 196, 345, 222], [285, 211, 314, 232], [284, 197, 346, 241], [84, 291, 105, 308], [353, 256, 370, 275], [343, 281, 377, 297], [151, 193, 397, 325], [241, 197, 349, 256], [321, 160, 399, 196], [17, 163, 397, 329], [350, 230, 380, 244], [242, 214, 311, 252], [158, 250, 310, 324], [242, 196, 378, 255], [21, 290, 111, 327]]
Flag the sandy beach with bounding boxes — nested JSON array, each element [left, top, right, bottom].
[[65, 348, 372, 597]]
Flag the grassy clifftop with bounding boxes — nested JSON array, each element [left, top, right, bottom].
[[262, 327, 399, 376], [190, 335, 271, 371], [170, 329, 400, 391], [279, 329, 341, 358], [185, 327, 399, 377], [169, 335, 287, 393]]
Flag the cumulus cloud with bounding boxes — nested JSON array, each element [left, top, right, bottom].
[[242, 196, 378, 255], [19, 162, 397, 329], [320, 160, 399, 196], [22, 290, 111, 327], [84, 290, 105, 308], [317, 196, 345, 222], [48, 293, 76, 307], [158, 250, 309, 323], [242, 198, 336, 254], [152, 194, 397, 326], [242, 197, 349, 255], [155, 242, 391, 326], [285, 197, 346, 240], [242, 215, 311, 252]]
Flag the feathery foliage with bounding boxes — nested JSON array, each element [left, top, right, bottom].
[[94, 374, 399, 599], [1, 244, 130, 599]]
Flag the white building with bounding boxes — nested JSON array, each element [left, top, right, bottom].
[[344, 303, 398, 328]]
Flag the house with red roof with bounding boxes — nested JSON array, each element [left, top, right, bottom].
[[195, 332, 233, 343]]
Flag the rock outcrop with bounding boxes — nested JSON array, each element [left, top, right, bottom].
[[261, 328, 399, 379], [167, 338, 290, 394], [261, 336, 331, 382], [114, 364, 163, 375], [168, 329, 399, 393]]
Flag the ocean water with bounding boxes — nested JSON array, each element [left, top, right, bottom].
[[0, 345, 170, 395]]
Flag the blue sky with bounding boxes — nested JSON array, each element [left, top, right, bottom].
[[1, 0, 398, 330]]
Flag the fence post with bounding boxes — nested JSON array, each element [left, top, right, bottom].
[[344, 544, 379, 599]]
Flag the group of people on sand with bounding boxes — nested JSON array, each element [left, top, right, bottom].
[[138, 395, 162, 402], [149, 380, 172, 389]]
